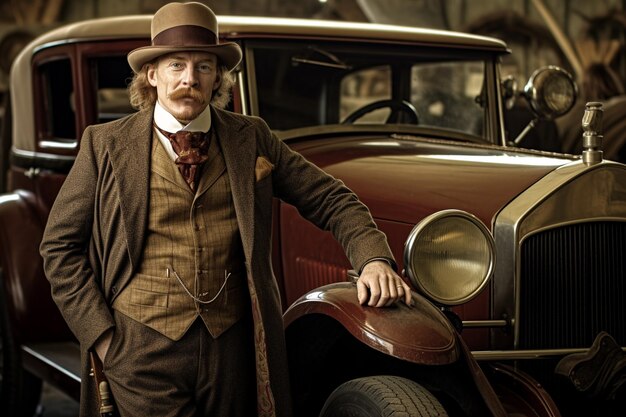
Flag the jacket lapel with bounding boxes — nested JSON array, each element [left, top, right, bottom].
[[106, 109, 152, 269], [212, 107, 257, 261]]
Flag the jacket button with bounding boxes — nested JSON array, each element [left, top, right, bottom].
[[112, 286, 118, 294]]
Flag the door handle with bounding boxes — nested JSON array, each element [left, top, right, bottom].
[[24, 167, 41, 179]]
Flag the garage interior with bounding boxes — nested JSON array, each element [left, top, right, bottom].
[[1, 0, 625, 416]]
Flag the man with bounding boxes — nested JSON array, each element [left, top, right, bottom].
[[40, 2, 411, 417]]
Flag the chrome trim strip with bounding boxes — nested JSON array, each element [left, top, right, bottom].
[[244, 47, 259, 116], [463, 320, 508, 328], [21, 345, 81, 383], [472, 347, 626, 361], [484, 59, 499, 145], [493, 59, 508, 147], [12, 147, 76, 162], [33, 39, 74, 53], [236, 70, 249, 116], [492, 160, 626, 349], [33, 35, 146, 54], [39, 140, 78, 150]]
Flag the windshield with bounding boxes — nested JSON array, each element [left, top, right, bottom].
[[249, 40, 489, 139]]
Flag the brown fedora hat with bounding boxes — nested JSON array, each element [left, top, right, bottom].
[[127, 2, 242, 73]]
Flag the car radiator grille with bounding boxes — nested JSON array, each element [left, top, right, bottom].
[[518, 221, 626, 349]]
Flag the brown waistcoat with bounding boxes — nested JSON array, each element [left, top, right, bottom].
[[113, 132, 249, 340]]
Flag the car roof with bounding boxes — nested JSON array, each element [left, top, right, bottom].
[[10, 15, 507, 153], [27, 15, 508, 52]]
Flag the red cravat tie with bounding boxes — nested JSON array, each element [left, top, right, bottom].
[[156, 125, 211, 191]]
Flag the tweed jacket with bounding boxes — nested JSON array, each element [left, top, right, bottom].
[[40, 106, 394, 417]]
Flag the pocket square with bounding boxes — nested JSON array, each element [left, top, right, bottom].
[[255, 156, 274, 182]]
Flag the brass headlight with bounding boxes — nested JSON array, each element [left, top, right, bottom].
[[524, 66, 577, 120], [404, 210, 495, 306]]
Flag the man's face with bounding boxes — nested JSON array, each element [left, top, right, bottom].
[[147, 52, 221, 123]]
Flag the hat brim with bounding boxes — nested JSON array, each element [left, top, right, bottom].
[[127, 42, 242, 73]]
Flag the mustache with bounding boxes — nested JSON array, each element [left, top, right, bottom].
[[167, 88, 205, 102]]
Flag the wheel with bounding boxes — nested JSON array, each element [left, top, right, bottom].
[[342, 100, 419, 124], [319, 375, 448, 417], [0, 268, 42, 417]]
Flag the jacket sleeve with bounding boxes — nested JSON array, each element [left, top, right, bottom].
[[40, 126, 115, 349], [255, 119, 395, 272]]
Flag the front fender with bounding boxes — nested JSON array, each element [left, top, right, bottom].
[[0, 190, 70, 343], [484, 363, 562, 417], [284, 282, 459, 365]]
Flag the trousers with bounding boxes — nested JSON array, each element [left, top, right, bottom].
[[102, 310, 257, 417]]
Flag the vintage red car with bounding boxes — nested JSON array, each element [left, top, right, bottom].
[[1, 13, 625, 417]]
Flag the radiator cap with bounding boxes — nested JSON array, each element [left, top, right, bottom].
[[582, 101, 604, 165]]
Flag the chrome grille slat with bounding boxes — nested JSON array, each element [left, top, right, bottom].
[[519, 221, 626, 349]]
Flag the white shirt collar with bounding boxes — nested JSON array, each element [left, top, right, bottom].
[[153, 101, 212, 161]]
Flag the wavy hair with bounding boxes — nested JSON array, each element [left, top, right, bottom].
[[128, 60, 235, 111]]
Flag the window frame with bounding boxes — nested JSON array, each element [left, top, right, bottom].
[[243, 37, 502, 144], [31, 39, 149, 157]]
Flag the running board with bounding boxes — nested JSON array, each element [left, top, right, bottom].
[[22, 342, 81, 402]]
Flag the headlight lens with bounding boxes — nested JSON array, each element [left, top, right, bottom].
[[404, 210, 495, 306], [524, 66, 577, 119]]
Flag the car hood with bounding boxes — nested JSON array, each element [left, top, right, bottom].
[[289, 134, 574, 227]]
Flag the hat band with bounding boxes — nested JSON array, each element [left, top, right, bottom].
[[153, 25, 218, 47]]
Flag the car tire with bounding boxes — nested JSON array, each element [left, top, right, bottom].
[[0, 268, 42, 417], [319, 375, 448, 417]]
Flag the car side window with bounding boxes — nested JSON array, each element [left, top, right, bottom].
[[38, 57, 76, 142], [92, 56, 135, 124]]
